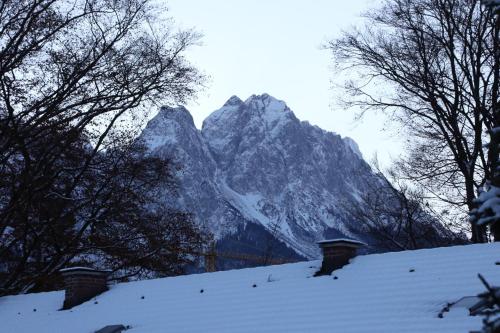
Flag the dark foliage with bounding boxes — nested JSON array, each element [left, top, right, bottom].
[[0, 0, 206, 295], [340, 164, 467, 251], [470, 274, 500, 333]]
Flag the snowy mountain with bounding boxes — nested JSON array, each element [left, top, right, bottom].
[[139, 94, 434, 261]]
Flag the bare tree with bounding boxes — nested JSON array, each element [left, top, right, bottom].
[[471, 0, 500, 242], [340, 162, 465, 252], [0, 0, 206, 295], [327, 0, 499, 242]]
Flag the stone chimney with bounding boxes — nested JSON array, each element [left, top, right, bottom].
[[315, 238, 364, 276], [60, 267, 111, 309]]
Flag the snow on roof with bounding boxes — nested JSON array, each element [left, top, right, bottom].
[[316, 238, 367, 246], [59, 267, 112, 273], [1, 243, 499, 333]]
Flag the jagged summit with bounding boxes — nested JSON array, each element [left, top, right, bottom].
[[244, 92, 284, 104], [217, 93, 290, 118], [244, 93, 290, 120], [157, 105, 194, 126], [139, 105, 197, 152], [243, 93, 288, 112], [203, 93, 294, 136], [223, 95, 244, 107]]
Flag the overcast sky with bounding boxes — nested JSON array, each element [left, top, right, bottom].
[[163, 0, 402, 167]]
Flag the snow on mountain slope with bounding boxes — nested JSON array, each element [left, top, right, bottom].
[[139, 94, 419, 259], [138, 106, 245, 236], [1, 242, 498, 333]]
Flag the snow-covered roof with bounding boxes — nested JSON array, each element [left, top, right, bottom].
[[1, 243, 499, 333], [316, 238, 367, 246], [59, 267, 112, 273]]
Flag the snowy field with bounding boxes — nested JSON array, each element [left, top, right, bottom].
[[0, 243, 498, 333]]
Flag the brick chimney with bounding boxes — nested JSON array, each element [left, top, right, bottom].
[[315, 238, 364, 276], [60, 267, 111, 309]]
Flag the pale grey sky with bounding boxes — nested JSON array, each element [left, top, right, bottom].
[[163, 0, 403, 166]]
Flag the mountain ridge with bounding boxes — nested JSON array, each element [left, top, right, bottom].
[[140, 94, 405, 260]]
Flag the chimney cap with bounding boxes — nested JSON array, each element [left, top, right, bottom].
[[317, 238, 365, 248], [59, 266, 112, 276]]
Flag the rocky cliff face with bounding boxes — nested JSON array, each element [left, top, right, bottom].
[[139, 94, 390, 260]]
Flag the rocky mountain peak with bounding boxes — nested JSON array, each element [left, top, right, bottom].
[[201, 94, 296, 156], [204, 93, 291, 126], [140, 105, 197, 152], [140, 94, 443, 260], [242, 93, 293, 126], [244, 93, 286, 109], [223, 95, 244, 107], [157, 105, 195, 126]]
